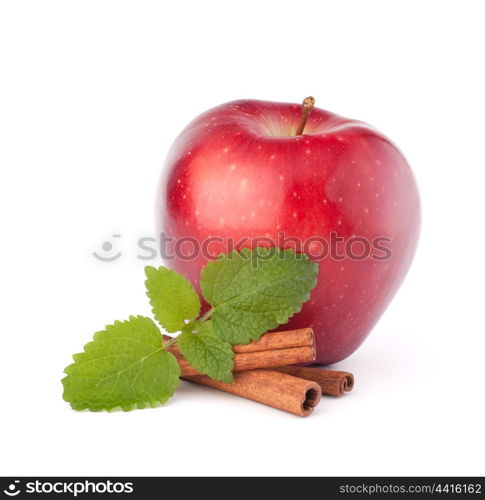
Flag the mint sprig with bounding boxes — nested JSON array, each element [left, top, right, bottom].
[[62, 316, 181, 411], [178, 321, 234, 383], [62, 247, 318, 411], [201, 247, 318, 344], [145, 265, 201, 332]]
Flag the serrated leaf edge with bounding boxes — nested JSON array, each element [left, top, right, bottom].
[[61, 315, 181, 412]]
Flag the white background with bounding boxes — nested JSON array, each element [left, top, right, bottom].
[[1, 0, 484, 477]]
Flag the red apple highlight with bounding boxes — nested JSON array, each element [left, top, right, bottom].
[[156, 99, 420, 364]]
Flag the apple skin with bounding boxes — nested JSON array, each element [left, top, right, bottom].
[[156, 99, 420, 364]]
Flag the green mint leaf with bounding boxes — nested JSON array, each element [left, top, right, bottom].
[[201, 247, 318, 344], [178, 321, 234, 383], [62, 315, 181, 411], [145, 265, 201, 333]]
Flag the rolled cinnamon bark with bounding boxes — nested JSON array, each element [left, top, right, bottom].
[[165, 328, 316, 377], [232, 328, 314, 353], [276, 366, 354, 396], [173, 345, 315, 377], [187, 369, 322, 417]]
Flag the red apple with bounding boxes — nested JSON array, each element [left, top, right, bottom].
[[156, 99, 420, 364]]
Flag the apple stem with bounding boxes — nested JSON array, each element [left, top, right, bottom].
[[295, 96, 315, 135]]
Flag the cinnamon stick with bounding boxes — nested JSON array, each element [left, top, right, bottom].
[[231, 328, 314, 353], [165, 328, 316, 377], [174, 346, 315, 376], [187, 369, 322, 416], [276, 366, 354, 396]]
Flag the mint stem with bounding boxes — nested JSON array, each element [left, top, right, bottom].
[[163, 337, 177, 350], [199, 307, 214, 323]]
